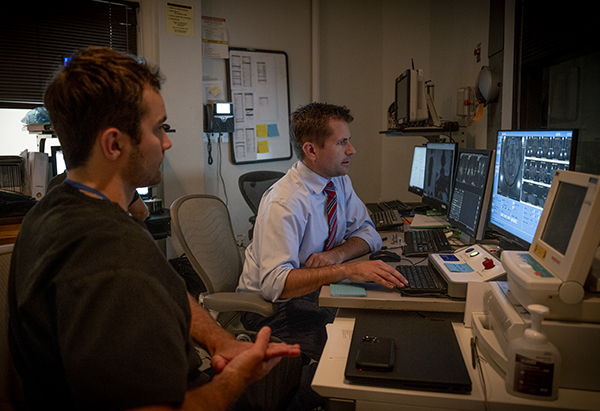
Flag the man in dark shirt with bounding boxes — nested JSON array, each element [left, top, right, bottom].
[[8, 46, 299, 411]]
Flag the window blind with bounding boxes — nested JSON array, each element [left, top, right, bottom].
[[0, 1, 138, 109]]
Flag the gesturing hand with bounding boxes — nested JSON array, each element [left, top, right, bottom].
[[211, 327, 301, 376]]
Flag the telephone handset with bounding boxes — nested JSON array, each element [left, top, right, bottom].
[[204, 102, 234, 133]]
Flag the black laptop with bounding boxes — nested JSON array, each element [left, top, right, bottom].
[[344, 310, 472, 394]]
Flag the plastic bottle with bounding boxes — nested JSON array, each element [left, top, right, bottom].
[[505, 304, 561, 400]]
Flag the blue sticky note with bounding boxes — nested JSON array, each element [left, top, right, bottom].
[[440, 254, 460, 262], [444, 263, 474, 273], [330, 284, 367, 297], [267, 124, 279, 137]]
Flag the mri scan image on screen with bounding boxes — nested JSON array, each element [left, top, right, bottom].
[[489, 130, 578, 249]]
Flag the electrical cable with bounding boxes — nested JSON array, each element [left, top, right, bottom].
[[206, 134, 213, 165], [217, 134, 228, 206]]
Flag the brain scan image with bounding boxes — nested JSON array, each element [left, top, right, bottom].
[[498, 136, 523, 201]]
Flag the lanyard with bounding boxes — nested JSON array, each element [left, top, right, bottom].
[[65, 179, 110, 201]]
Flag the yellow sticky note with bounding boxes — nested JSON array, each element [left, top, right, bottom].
[[208, 84, 221, 97], [256, 124, 268, 137], [257, 140, 269, 153]]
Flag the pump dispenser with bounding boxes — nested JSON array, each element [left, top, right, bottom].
[[505, 304, 561, 400]]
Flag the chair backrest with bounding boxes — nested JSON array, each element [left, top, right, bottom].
[[238, 171, 285, 215], [0, 244, 26, 410], [170, 195, 242, 295]]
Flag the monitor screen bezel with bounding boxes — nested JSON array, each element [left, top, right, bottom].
[[488, 129, 579, 250], [408, 145, 427, 196], [395, 69, 411, 125], [421, 142, 458, 215], [446, 148, 494, 240]]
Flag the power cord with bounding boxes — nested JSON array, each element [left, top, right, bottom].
[[206, 134, 213, 165], [205, 133, 228, 206], [217, 133, 228, 206]]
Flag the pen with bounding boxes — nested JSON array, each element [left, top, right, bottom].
[[381, 237, 387, 241], [382, 245, 402, 250]]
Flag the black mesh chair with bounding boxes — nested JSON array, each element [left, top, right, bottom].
[[238, 171, 285, 239]]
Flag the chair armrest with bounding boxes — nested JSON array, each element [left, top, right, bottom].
[[203, 292, 275, 318]]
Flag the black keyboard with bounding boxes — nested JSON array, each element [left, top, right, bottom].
[[371, 209, 403, 231], [403, 228, 453, 257], [395, 264, 447, 295], [380, 200, 412, 213], [366, 199, 412, 216]]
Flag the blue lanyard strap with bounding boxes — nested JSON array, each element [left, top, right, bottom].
[[65, 179, 110, 201]]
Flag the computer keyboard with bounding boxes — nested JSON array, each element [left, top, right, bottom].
[[380, 200, 412, 213], [395, 264, 447, 295], [370, 209, 403, 231], [366, 199, 412, 216], [403, 228, 453, 257]]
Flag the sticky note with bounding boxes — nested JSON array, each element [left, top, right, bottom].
[[330, 284, 367, 297], [267, 124, 279, 137], [257, 140, 269, 153], [208, 84, 221, 97], [256, 124, 268, 137]]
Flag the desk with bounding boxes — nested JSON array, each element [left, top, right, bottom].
[[319, 227, 466, 313], [319, 284, 465, 312], [0, 216, 23, 246], [312, 309, 600, 411]]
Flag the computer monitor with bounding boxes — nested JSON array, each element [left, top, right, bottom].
[[447, 149, 494, 244], [136, 186, 156, 199], [408, 145, 427, 196], [50, 146, 66, 176], [395, 69, 428, 125], [501, 170, 600, 322], [422, 142, 458, 215], [488, 129, 578, 250]]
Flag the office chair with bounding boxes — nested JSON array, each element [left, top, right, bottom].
[[170, 194, 275, 332], [238, 171, 285, 240], [170, 196, 304, 410], [0, 244, 27, 411]]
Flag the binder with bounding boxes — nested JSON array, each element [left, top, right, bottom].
[[344, 310, 472, 394]]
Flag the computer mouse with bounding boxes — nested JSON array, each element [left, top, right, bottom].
[[369, 250, 402, 263]]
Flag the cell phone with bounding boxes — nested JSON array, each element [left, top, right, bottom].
[[355, 336, 395, 371]]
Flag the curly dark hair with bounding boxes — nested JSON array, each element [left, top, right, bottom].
[[290, 103, 354, 159], [44, 46, 164, 170]]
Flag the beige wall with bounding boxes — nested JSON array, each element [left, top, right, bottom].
[[139, 0, 491, 252]]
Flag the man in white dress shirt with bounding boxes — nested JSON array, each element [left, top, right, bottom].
[[237, 103, 407, 361]]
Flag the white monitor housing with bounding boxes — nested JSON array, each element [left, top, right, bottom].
[[408, 145, 427, 196], [501, 170, 600, 322]]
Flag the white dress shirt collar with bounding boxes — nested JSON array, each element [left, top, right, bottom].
[[297, 160, 333, 195]]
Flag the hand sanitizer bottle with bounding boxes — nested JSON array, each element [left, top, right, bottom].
[[505, 304, 561, 400]]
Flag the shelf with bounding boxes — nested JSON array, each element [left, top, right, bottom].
[[380, 122, 459, 142]]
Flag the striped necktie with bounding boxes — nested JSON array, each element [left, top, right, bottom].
[[324, 181, 338, 251]]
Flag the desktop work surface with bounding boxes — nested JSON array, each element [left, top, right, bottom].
[[319, 283, 465, 312], [318, 228, 502, 312], [312, 309, 600, 411]]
